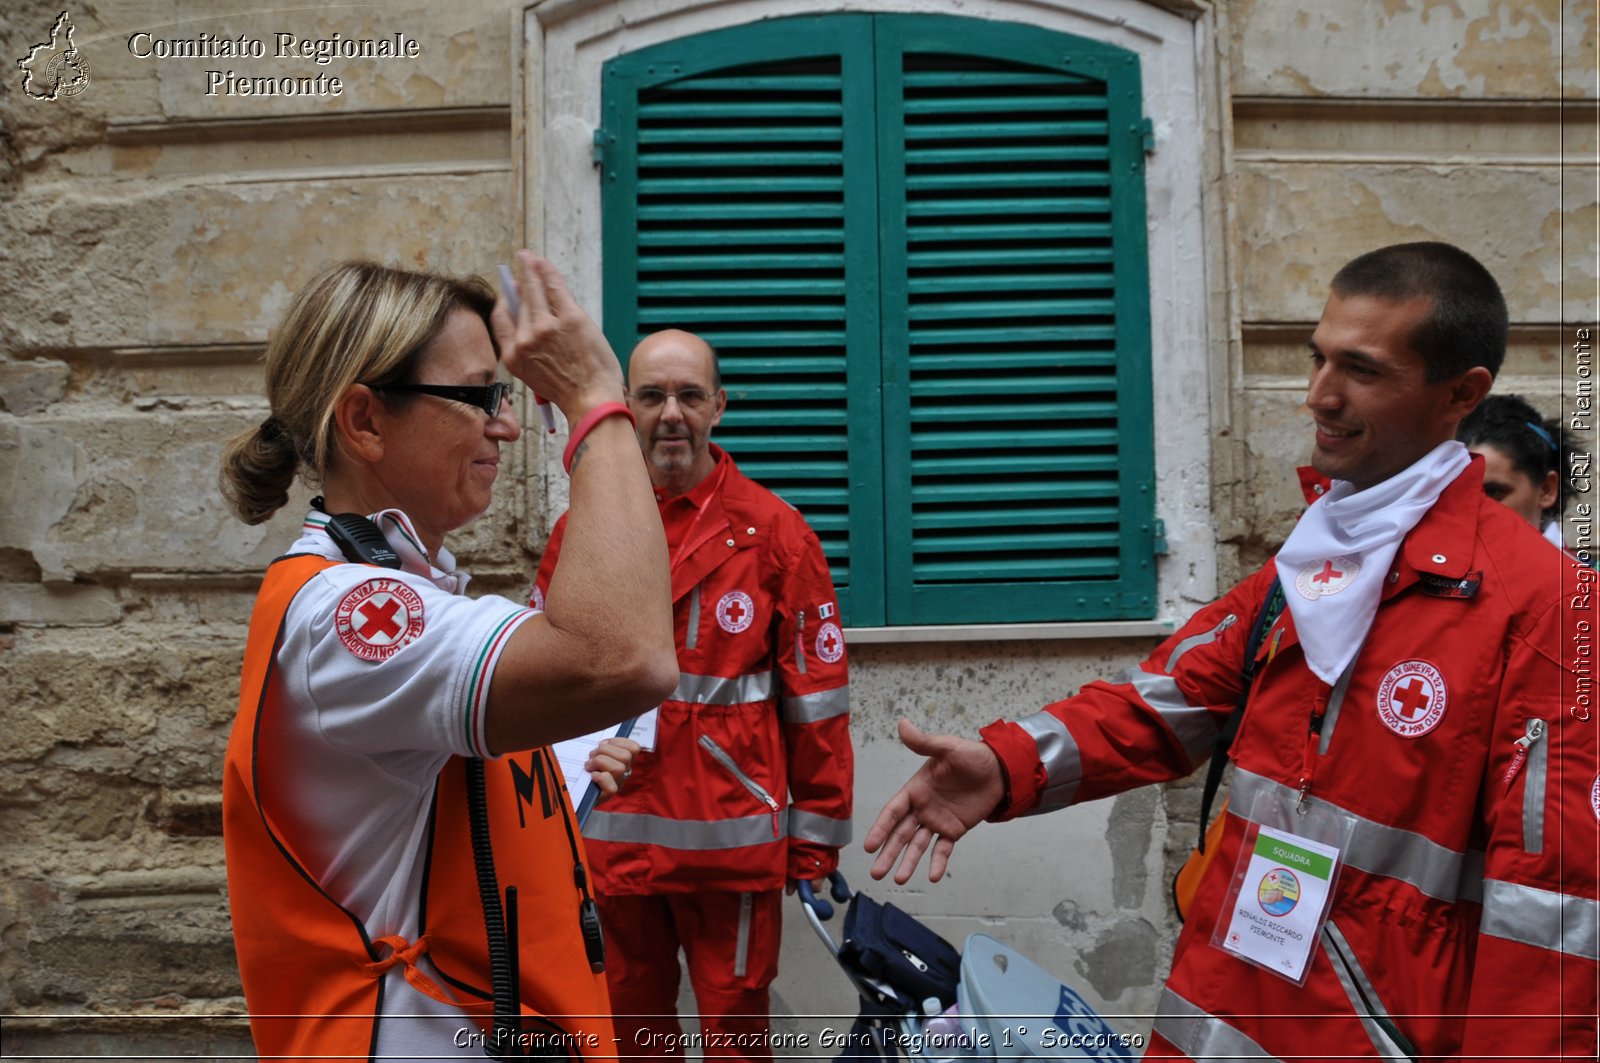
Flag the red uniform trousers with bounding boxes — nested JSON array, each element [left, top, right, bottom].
[[601, 889, 783, 1063]]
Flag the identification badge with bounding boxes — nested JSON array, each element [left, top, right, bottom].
[[1211, 789, 1350, 985], [630, 707, 659, 752]]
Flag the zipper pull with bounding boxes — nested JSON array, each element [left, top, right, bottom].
[[765, 795, 781, 838], [1502, 719, 1546, 791]]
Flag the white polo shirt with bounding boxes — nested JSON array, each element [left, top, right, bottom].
[[260, 508, 535, 1055]]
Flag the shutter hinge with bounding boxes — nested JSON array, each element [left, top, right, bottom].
[[1152, 518, 1169, 556], [1139, 117, 1156, 155], [592, 128, 608, 167]]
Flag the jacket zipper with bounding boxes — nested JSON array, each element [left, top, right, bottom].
[[1164, 613, 1237, 673], [699, 735, 781, 837], [1321, 920, 1417, 1062], [1502, 717, 1544, 789], [1503, 718, 1547, 853], [794, 609, 807, 674]]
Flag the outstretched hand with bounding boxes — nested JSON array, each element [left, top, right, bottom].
[[864, 718, 1005, 884], [490, 250, 625, 421]]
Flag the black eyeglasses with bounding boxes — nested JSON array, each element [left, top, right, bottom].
[[631, 386, 713, 411], [373, 382, 512, 418]]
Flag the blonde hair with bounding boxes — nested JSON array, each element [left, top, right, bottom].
[[219, 261, 495, 524]]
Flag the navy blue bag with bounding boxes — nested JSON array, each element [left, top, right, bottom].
[[838, 891, 962, 1012]]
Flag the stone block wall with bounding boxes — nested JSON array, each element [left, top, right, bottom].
[[2, 1, 529, 1055]]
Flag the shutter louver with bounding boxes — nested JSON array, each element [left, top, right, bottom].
[[630, 56, 858, 596], [902, 55, 1120, 582]]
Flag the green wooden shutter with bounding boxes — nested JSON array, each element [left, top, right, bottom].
[[601, 14, 1155, 627], [874, 16, 1154, 624], [600, 16, 884, 622]]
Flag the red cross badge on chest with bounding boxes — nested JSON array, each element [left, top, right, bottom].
[[716, 590, 756, 634], [1375, 659, 1448, 738], [336, 578, 427, 662], [1294, 555, 1360, 600]]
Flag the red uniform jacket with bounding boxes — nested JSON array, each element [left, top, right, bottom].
[[535, 447, 853, 894], [983, 460, 1599, 1061]]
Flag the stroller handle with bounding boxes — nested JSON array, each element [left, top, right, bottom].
[[797, 871, 852, 921]]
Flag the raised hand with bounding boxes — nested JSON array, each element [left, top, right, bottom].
[[490, 250, 625, 420]]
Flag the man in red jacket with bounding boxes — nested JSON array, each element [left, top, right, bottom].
[[866, 243, 1598, 1061], [534, 329, 853, 1061]]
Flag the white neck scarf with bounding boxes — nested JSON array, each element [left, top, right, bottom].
[[1274, 442, 1470, 684]]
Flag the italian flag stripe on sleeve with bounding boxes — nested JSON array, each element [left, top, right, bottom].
[[464, 611, 527, 756]]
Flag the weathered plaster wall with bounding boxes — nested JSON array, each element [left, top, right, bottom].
[[0, 0, 1591, 1057], [1225, 0, 1596, 574]]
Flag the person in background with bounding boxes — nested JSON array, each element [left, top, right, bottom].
[[1456, 392, 1575, 549], [865, 243, 1596, 1061], [218, 252, 676, 1059], [533, 328, 854, 1062]]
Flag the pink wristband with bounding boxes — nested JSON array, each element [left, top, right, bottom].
[[562, 401, 635, 474]]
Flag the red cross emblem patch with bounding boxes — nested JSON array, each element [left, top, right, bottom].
[[716, 590, 755, 634], [335, 578, 426, 662], [1375, 660, 1447, 737], [1294, 555, 1360, 600], [1591, 773, 1600, 822], [815, 621, 844, 664]]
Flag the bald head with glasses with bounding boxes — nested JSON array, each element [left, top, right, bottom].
[[625, 329, 729, 498]]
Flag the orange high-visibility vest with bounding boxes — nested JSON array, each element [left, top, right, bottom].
[[223, 554, 615, 1060]]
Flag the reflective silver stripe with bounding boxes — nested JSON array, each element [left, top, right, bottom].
[[1164, 613, 1238, 673], [686, 585, 701, 651], [671, 669, 773, 705], [1233, 769, 1481, 903], [734, 892, 752, 978], [1318, 656, 1359, 756], [1321, 920, 1411, 1059], [1016, 710, 1080, 813], [1127, 667, 1216, 771], [1481, 878, 1600, 962], [583, 809, 783, 850], [781, 685, 849, 724], [789, 807, 852, 847], [1152, 986, 1284, 1062]]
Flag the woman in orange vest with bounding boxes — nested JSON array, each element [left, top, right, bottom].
[[217, 253, 676, 1061]]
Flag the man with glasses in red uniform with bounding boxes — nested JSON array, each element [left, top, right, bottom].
[[534, 329, 854, 1061]]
